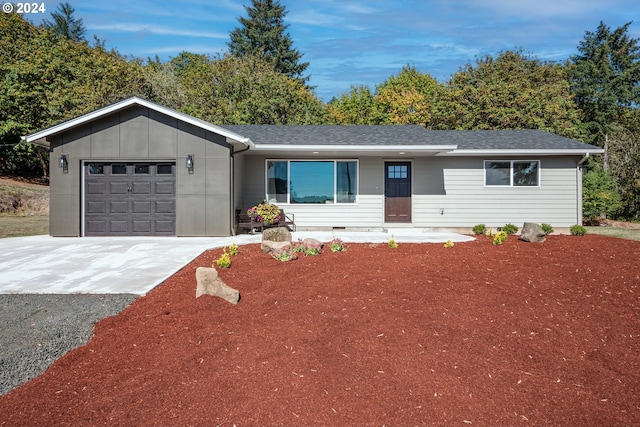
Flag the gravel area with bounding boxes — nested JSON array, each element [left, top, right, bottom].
[[0, 294, 138, 395]]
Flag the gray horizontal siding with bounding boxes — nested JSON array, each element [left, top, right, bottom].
[[413, 157, 580, 228], [240, 154, 582, 230]]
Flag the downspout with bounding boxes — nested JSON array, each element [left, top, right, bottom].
[[229, 145, 252, 236], [576, 153, 590, 226]]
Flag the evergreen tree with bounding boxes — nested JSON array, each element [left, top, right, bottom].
[[569, 22, 640, 163], [42, 2, 86, 41], [228, 0, 309, 83]]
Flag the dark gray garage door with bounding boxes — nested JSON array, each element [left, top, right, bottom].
[[84, 163, 176, 236]]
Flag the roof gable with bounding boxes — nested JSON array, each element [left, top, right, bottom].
[[23, 96, 251, 147]]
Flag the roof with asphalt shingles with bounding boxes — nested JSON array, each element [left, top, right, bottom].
[[222, 125, 601, 151]]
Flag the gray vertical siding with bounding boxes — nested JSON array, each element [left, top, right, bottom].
[[48, 106, 231, 237]]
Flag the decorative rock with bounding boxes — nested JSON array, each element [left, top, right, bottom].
[[303, 238, 323, 251], [261, 240, 291, 254], [195, 267, 240, 304], [519, 222, 547, 243], [262, 226, 292, 242], [261, 226, 292, 253]]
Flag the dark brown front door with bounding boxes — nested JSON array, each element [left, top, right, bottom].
[[84, 163, 176, 236], [384, 161, 411, 222]]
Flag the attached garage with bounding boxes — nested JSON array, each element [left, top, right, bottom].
[[24, 97, 250, 237]]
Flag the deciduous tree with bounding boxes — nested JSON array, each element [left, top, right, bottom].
[[375, 65, 439, 125], [327, 85, 381, 124], [431, 50, 584, 140]]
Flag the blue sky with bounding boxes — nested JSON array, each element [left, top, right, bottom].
[[36, 0, 639, 101]]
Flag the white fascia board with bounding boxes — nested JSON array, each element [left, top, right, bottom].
[[438, 148, 606, 156], [251, 144, 458, 153], [23, 96, 251, 147]]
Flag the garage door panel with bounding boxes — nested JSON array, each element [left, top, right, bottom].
[[133, 220, 151, 233], [87, 182, 106, 195], [155, 200, 174, 214], [155, 220, 175, 233], [85, 162, 175, 236], [86, 219, 106, 233], [132, 201, 150, 213], [87, 201, 105, 214], [156, 182, 174, 194], [132, 182, 151, 194], [109, 220, 128, 233], [109, 201, 128, 214], [109, 182, 129, 194]]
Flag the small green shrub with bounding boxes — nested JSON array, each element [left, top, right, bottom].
[[329, 238, 346, 252], [541, 223, 554, 235], [271, 248, 297, 262], [228, 243, 239, 256], [443, 239, 454, 248], [493, 231, 508, 245], [472, 224, 487, 235], [215, 249, 231, 268], [570, 224, 587, 236], [293, 239, 322, 256], [388, 237, 398, 248], [501, 223, 519, 235]]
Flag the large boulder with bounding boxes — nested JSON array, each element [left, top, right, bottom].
[[262, 226, 292, 242], [519, 222, 547, 243], [195, 267, 240, 304], [261, 240, 291, 254], [261, 226, 292, 253]]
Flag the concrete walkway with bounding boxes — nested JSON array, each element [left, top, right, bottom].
[[0, 230, 473, 294]]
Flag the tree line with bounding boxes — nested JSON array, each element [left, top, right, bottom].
[[1, 1, 639, 220]]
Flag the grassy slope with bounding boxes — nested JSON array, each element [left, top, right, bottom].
[[0, 178, 49, 237]]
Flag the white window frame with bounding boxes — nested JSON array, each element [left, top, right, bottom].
[[484, 160, 541, 187], [265, 159, 359, 204]]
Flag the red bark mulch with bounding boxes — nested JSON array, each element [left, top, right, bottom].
[[1, 234, 639, 426]]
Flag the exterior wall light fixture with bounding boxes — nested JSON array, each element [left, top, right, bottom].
[[59, 153, 68, 173], [186, 154, 194, 174]]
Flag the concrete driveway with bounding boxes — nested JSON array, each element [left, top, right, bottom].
[[0, 230, 473, 294]]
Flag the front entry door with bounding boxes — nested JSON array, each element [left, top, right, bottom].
[[384, 161, 411, 222]]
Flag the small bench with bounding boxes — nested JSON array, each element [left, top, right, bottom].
[[237, 211, 263, 235], [277, 209, 296, 231]]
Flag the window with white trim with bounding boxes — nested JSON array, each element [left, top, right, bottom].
[[266, 160, 358, 204], [484, 160, 540, 187]]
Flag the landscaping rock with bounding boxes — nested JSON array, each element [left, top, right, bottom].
[[195, 267, 240, 304], [519, 222, 547, 243], [303, 238, 323, 251], [262, 226, 292, 242], [261, 240, 291, 254]]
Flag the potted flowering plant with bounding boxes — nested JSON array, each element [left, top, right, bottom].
[[247, 202, 281, 226]]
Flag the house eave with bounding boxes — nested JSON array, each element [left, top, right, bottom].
[[438, 148, 606, 156], [22, 96, 251, 148], [249, 144, 458, 155]]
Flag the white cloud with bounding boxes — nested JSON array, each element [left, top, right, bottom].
[[88, 23, 227, 39]]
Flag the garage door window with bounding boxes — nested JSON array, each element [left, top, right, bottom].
[[134, 164, 150, 174], [88, 164, 104, 175], [157, 164, 172, 174], [112, 164, 126, 174]]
